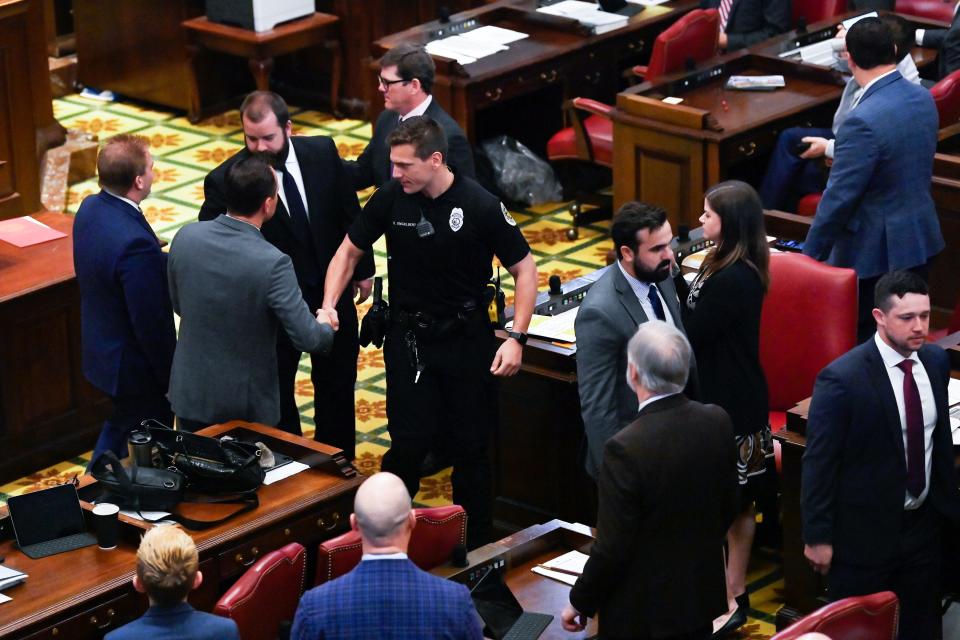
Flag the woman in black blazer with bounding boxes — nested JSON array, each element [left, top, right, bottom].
[[679, 180, 770, 638]]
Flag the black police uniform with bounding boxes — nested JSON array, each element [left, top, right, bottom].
[[348, 171, 530, 547]]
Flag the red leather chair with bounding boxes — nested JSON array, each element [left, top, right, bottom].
[[796, 193, 821, 217], [931, 69, 960, 129], [791, 0, 846, 25], [314, 505, 467, 586], [632, 9, 720, 81], [213, 542, 306, 640], [928, 296, 960, 341], [771, 591, 899, 639], [759, 254, 857, 451], [895, 0, 955, 22]]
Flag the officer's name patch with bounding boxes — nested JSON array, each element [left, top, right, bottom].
[[501, 202, 517, 226], [449, 207, 464, 232], [393, 221, 417, 227]]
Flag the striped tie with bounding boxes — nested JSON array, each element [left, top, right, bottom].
[[719, 0, 733, 32]]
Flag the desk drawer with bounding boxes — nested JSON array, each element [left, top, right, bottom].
[[474, 58, 586, 109], [217, 495, 352, 579], [21, 591, 145, 640]]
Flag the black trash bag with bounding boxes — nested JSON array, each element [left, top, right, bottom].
[[479, 135, 563, 207]]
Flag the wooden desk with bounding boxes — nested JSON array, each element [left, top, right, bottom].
[[0, 421, 361, 639], [771, 331, 960, 628], [433, 519, 599, 639], [182, 13, 341, 123], [372, 0, 699, 153], [0, 212, 111, 485]]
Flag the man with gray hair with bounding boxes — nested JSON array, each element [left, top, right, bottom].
[[291, 472, 483, 639], [562, 322, 739, 640]]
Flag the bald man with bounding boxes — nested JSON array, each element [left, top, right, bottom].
[[291, 473, 483, 639]]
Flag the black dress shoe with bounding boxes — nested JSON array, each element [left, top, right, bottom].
[[711, 592, 750, 639]]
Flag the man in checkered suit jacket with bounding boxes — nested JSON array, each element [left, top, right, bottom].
[[291, 473, 483, 640]]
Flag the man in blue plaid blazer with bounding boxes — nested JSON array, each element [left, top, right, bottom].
[[291, 473, 483, 640]]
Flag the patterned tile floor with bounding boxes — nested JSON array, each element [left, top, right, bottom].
[[0, 93, 780, 637]]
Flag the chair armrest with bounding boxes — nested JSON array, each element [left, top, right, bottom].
[[632, 64, 648, 81], [571, 97, 614, 118]]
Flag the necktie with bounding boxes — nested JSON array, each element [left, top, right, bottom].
[[281, 169, 311, 240], [718, 0, 733, 32], [897, 359, 926, 498], [647, 284, 667, 322]]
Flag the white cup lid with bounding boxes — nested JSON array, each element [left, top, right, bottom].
[[93, 503, 120, 516]]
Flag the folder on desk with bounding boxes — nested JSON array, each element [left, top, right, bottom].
[[0, 566, 27, 591], [537, 0, 628, 34]]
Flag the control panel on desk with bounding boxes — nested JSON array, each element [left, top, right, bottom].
[[455, 555, 508, 589]]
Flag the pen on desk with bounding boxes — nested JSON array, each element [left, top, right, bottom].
[[535, 564, 582, 577]]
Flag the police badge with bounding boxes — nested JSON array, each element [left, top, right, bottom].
[[501, 202, 517, 226], [449, 207, 464, 232]]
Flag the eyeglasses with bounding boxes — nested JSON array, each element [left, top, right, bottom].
[[378, 75, 409, 88]]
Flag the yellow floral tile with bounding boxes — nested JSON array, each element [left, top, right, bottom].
[[53, 99, 92, 120], [520, 219, 582, 256], [415, 470, 452, 505], [140, 198, 202, 230], [165, 140, 243, 171], [65, 179, 102, 214], [333, 135, 367, 161], [168, 110, 242, 135], [354, 389, 388, 432], [151, 161, 208, 188], [3, 463, 87, 497], [353, 447, 385, 476], [106, 102, 175, 122], [530, 259, 589, 291], [60, 111, 152, 137], [356, 346, 385, 382], [161, 180, 208, 209], [290, 123, 329, 137], [564, 239, 615, 267], [350, 122, 373, 140], [135, 125, 209, 156], [525, 200, 572, 216], [291, 109, 338, 127]]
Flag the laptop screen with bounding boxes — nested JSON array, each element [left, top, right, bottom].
[[7, 484, 87, 548], [470, 565, 525, 639]]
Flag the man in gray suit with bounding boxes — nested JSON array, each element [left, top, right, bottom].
[[575, 202, 690, 479], [168, 156, 334, 430]]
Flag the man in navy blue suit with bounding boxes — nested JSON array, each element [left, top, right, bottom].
[[291, 472, 483, 640], [802, 18, 944, 342], [106, 525, 239, 639], [73, 134, 176, 465], [802, 271, 960, 640]]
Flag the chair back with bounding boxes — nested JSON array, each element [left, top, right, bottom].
[[760, 253, 857, 412], [791, 0, 846, 27], [771, 591, 899, 640], [932, 70, 960, 128], [645, 9, 720, 82], [895, 0, 955, 21], [213, 542, 306, 640], [314, 505, 467, 586]]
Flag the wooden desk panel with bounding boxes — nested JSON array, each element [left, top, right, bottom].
[[372, 0, 700, 151], [0, 212, 110, 485], [0, 422, 361, 639]]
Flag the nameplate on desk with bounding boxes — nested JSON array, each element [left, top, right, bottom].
[[428, 17, 482, 41]]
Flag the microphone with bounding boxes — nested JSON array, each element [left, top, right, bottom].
[[452, 544, 469, 567], [549, 275, 563, 296]]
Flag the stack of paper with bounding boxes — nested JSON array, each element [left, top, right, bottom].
[[725, 75, 786, 91], [532, 549, 590, 586], [0, 565, 27, 591], [537, 0, 629, 34], [426, 24, 530, 65], [0, 216, 67, 248], [508, 306, 579, 343]]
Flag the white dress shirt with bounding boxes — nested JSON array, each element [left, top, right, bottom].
[[874, 333, 937, 509], [361, 551, 408, 561], [277, 141, 309, 220], [616, 261, 677, 327], [400, 94, 433, 121], [637, 392, 678, 414], [102, 188, 142, 213]]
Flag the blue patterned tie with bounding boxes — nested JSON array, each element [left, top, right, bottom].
[[647, 284, 666, 322], [281, 169, 311, 240]]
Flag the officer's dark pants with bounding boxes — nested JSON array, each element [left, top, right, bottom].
[[381, 316, 497, 549]]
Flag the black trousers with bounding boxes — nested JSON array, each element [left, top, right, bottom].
[[829, 503, 942, 640], [857, 262, 932, 343], [380, 316, 497, 549], [276, 309, 359, 461]]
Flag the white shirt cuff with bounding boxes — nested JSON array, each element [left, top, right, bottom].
[[825, 139, 835, 159], [916, 29, 925, 46]]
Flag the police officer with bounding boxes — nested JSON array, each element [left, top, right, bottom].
[[322, 117, 537, 548]]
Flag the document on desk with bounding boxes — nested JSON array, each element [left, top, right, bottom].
[[464, 25, 529, 46], [0, 565, 28, 591], [537, 1, 629, 34], [425, 40, 478, 65], [627, 0, 669, 6], [509, 307, 579, 343], [0, 593, 11, 604], [263, 460, 310, 485], [532, 549, 589, 586]]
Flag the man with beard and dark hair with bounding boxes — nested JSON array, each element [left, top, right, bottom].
[[197, 91, 374, 458], [574, 202, 697, 479]]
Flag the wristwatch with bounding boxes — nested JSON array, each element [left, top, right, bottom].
[[507, 331, 528, 345]]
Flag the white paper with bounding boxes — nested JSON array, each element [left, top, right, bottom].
[[627, 0, 669, 6], [542, 549, 589, 573], [463, 25, 529, 45], [532, 565, 578, 586], [0, 593, 11, 604], [841, 12, 877, 30], [798, 39, 838, 67], [537, 1, 629, 29], [949, 378, 960, 407], [509, 307, 579, 343], [120, 509, 176, 525], [424, 41, 477, 65], [433, 35, 507, 60], [263, 461, 310, 485]]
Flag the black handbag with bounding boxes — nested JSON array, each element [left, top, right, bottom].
[[91, 450, 185, 511], [145, 421, 265, 494]]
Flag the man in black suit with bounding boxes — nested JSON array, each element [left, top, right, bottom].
[[198, 91, 374, 458], [344, 43, 474, 190], [562, 321, 738, 640], [701, 0, 790, 50], [802, 271, 960, 640], [917, 7, 960, 80]]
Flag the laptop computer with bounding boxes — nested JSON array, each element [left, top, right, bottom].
[[6, 484, 97, 559], [469, 564, 554, 640]]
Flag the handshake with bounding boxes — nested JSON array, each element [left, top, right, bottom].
[[315, 308, 339, 331]]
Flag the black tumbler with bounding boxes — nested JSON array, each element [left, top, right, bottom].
[[92, 503, 120, 550], [127, 431, 153, 467]]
